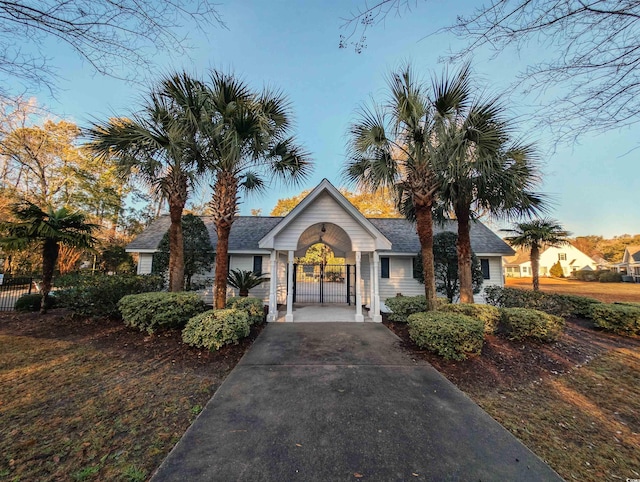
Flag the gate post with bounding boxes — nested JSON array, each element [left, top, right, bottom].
[[267, 251, 278, 322], [286, 251, 294, 322], [355, 251, 364, 322], [372, 252, 382, 322]]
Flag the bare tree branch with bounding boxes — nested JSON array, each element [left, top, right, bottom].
[[342, 0, 640, 140], [0, 0, 225, 98]]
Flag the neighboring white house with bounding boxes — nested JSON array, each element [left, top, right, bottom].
[[126, 179, 515, 322], [616, 245, 640, 282], [504, 244, 597, 278]]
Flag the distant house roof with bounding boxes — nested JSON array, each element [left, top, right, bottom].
[[126, 216, 515, 256], [503, 249, 531, 266], [626, 245, 640, 263]]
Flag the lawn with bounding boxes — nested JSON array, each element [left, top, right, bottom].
[[0, 310, 263, 481], [506, 276, 640, 303]]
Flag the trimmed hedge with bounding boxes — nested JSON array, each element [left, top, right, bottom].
[[14, 293, 56, 312], [118, 292, 207, 334], [438, 303, 501, 334], [499, 308, 565, 342], [598, 271, 622, 283], [554, 294, 602, 318], [385, 295, 448, 322], [484, 286, 573, 318], [407, 311, 484, 361], [56, 274, 164, 318], [182, 309, 250, 351], [591, 303, 640, 337], [225, 296, 265, 325]]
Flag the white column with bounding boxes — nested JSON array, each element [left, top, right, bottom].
[[285, 250, 294, 322], [355, 251, 364, 322], [369, 253, 375, 319], [267, 250, 278, 322], [372, 251, 382, 322]]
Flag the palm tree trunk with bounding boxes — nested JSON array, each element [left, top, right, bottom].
[[41, 239, 59, 314], [455, 203, 474, 304], [531, 245, 540, 291], [212, 172, 239, 309], [414, 203, 438, 311], [167, 179, 188, 292]]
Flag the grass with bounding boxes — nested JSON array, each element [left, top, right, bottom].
[[473, 348, 640, 480], [0, 312, 255, 481], [506, 277, 640, 303]]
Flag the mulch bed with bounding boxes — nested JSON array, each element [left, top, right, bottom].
[[383, 316, 640, 397]]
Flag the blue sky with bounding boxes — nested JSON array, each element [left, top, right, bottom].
[[21, 0, 639, 238]]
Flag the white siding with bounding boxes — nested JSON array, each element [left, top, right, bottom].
[[137, 253, 154, 274], [273, 192, 377, 252], [475, 257, 503, 303]]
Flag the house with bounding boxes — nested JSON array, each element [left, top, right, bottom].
[[617, 245, 640, 282], [503, 244, 597, 278], [126, 179, 515, 322]]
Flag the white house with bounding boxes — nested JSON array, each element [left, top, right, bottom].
[[504, 244, 597, 278], [126, 179, 515, 322], [617, 245, 640, 282]]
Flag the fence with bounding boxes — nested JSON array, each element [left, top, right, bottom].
[[0, 277, 35, 311]]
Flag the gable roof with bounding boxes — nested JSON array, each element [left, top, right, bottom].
[[258, 179, 392, 250], [126, 215, 514, 255], [625, 245, 640, 263]]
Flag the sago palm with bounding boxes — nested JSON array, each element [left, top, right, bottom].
[[433, 64, 546, 302], [0, 201, 97, 313], [86, 72, 207, 292], [502, 219, 571, 291], [199, 71, 312, 308], [345, 64, 470, 310], [227, 269, 269, 297]]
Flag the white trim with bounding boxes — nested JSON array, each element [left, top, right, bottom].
[[258, 179, 392, 250], [381, 251, 513, 257], [126, 248, 158, 254], [285, 250, 294, 322]]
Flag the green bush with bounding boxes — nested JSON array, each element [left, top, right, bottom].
[[591, 303, 640, 336], [56, 274, 164, 318], [484, 286, 572, 318], [438, 303, 501, 334], [384, 295, 448, 322], [182, 309, 250, 351], [573, 270, 598, 281], [225, 296, 265, 325], [407, 312, 484, 361], [550, 261, 564, 278], [118, 292, 207, 334], [552, 294, 602, 318], [499, 308, 565, 342], [598, 271, 622, 283], [14, 293, 56, 312]]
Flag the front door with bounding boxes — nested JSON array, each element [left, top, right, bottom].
[[293, 264, 355, 304]]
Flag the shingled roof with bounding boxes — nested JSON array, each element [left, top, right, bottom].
[[126, 215, 514, 256], [626, 245, 640, 263]]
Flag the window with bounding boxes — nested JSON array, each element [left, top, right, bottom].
[[381, 257, 390, 278], [253, 256, 263, 275], [558, 253, 567, 261], [480, 259, 490, 280], [412, 257, 420, 279], [634, 267, 640, 276]]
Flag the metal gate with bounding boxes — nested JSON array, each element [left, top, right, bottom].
[[293, 264, 355, 304], [0, 276, 35, 311]]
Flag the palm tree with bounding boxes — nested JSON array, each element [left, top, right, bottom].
[[345, 64, 471, 311], [86, 72, 206, 292], [227, 269, 269, 297], [0, 201, 97, 313], [199, 72, 312, 309], [433, 66, 546, 302], [502, 219, 571, 291]]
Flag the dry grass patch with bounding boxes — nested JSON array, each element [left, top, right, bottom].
[[0, 310, 261, 481], [506, 277, 640, 303], [475, 348, 640, 481]]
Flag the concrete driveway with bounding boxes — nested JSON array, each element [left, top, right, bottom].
[[152, 323, 561, 481]]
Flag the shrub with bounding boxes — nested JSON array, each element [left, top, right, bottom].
[[574, 270, 598, 281], [225, 296, 265, 325], [438, 303, 501, 334], [550, 261, 564, 278], [598, 271, 622, 283], [407, 312, 484, 361], [484, 286, 572, 318], [591, 303, 640, 336], [552, 294, 601, 318], [384, 295, 448, 322], [56, 274, 164, 318], [182, 309, 250, 351], [118, 292, 207, 333], [14, 293, 56, 312], [499, 308, 565, 342]]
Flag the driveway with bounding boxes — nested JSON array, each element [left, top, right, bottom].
[[152, 323, 561, 481]]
